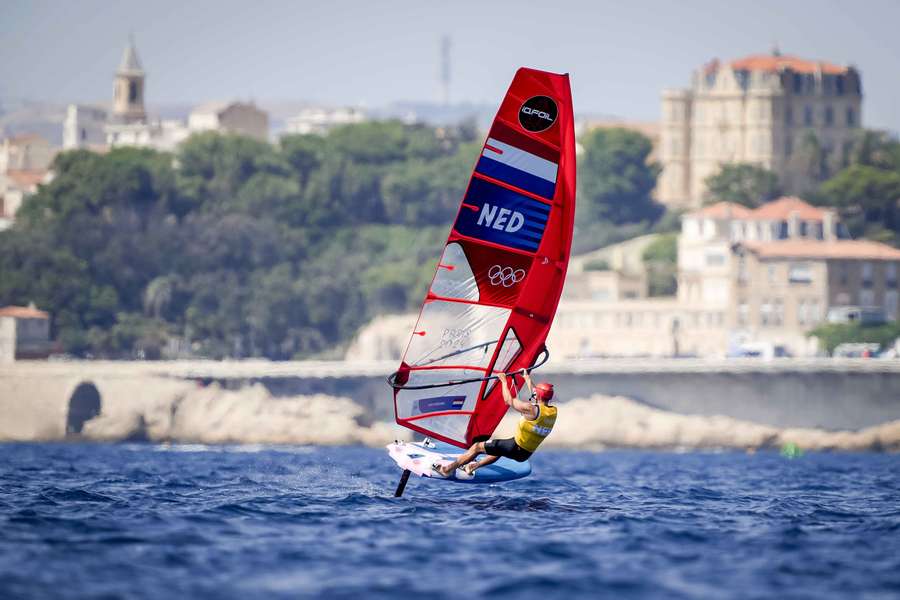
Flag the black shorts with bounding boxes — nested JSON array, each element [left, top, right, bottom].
[[483, 437, 532, 462]]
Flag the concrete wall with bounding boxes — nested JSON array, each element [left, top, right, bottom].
[[2, 359, 900, 443]]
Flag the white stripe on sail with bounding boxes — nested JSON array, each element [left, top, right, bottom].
[[482, 137, 558, 183]]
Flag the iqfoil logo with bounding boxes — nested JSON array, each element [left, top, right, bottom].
[[476, 203, 524, 233], [519, 96, 558, 132]]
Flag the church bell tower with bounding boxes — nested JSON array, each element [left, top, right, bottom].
[[112, 37, 146, 123]]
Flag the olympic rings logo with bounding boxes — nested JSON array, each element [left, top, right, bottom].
[[488, 265, 526, 287]]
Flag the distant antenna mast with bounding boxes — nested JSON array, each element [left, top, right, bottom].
[[440, 35, 451, 106]]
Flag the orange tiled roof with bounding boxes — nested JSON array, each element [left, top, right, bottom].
[[689, 202, 753, 219], [728, 54, 848, 75], [5, 169, 48, 189], [0, 305, 49, 319], [742, 240, 900, 261], [749, 197, 828, 221], [5, 133, 47, 145]]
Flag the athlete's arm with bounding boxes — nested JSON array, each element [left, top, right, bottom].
[[498, 372, 535, 417], [521, 369, 534, 394]]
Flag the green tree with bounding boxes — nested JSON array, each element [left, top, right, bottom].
[[578, 127, 663, 226], [807, 321, 900, 355], [818, 165, 900, 245], [704, 163, 781, 208], [845, 129, 900, 171], [790, 131, 830, 191], [641, 233, 678, 296]]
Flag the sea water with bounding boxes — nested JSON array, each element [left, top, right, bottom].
[[1, 444, 898, 599]]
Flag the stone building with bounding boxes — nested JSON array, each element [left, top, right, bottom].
[[0, 134, 54, 229], [547, 197, 900, 358], [189, 102, 269, 141], [0, 305, 51, 362], [729, 238, 900, 354], [658, 50, 862, 208], [0, 134, 55, 173], [63, 105, 108, 150]]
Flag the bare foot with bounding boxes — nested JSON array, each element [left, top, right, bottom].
[[463, 463, 477, 475]]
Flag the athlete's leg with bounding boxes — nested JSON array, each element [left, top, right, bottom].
[[464, 455, 500, 475], [438, 442, 485, 475]]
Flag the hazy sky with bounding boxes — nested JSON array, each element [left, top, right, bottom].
[[3, 0, 900, 131]]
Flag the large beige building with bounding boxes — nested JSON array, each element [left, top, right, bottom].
[[658, 51, 862, 208], [548, 197, 900, 358]]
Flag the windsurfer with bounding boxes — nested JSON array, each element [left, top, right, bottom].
[[434, 370, 557, 478]]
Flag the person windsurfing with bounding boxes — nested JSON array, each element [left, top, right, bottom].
[[434, 369, 557, 478]]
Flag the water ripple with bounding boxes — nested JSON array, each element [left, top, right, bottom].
[[0, 444, 898, 600]]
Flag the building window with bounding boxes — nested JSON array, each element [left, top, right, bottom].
[[838, 262, 848, 285], [862, 262, 873, 287], [887, 263, 897, 288], [738, 302, 749, 326], [804, 105, 814, 126], [768, 264, 777, 284], [887, 291, 899, 320], [798, 299, 807, 326], [737, 256, 749, 285], [860, 289, 875, 307], [778, 221, 789, 239], [793, 74, 803, 94], [809, 299, 821, 323], [773, 298, 784, 326], [789, 263, 812, 284], [825, 106, 834, 126], [81, 128, 87, 141], [706, 252, 725, 267], [785, 106, 793, 126], [785, 135, 793, 157], [836, 76, 845, 96], [129, 81, 138, 103], [761, 299, 772, 326], [847, 107, 856, 127]]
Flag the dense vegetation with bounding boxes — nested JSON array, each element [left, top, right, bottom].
[[807, 321, 900, 355], [0, 123, 667, 359], [575, 128, 666, 254], [641, 232, 678, 297], [704, 163, 781, 208], [0, 123, 479, 358]]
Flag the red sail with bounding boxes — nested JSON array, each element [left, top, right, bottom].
[[393, 68, 575, 448]]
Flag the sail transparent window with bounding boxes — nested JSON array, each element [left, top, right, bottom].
[[429, 242, 479, 301], [404, 300, 510, 369]]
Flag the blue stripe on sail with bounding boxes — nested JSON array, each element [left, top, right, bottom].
[[517, 207, 551, 219], [476, 156, 556, 199], [453, 178, 551, 252]]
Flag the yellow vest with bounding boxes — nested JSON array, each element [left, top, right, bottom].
[[514, 403, 557, 452]]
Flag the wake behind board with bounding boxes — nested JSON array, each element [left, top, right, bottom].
[[387, 441, 531, 485]]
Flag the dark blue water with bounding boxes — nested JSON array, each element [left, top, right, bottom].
[[1, 444, 899, 599]]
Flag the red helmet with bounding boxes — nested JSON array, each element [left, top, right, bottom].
[[534, 382, 554, 401]]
